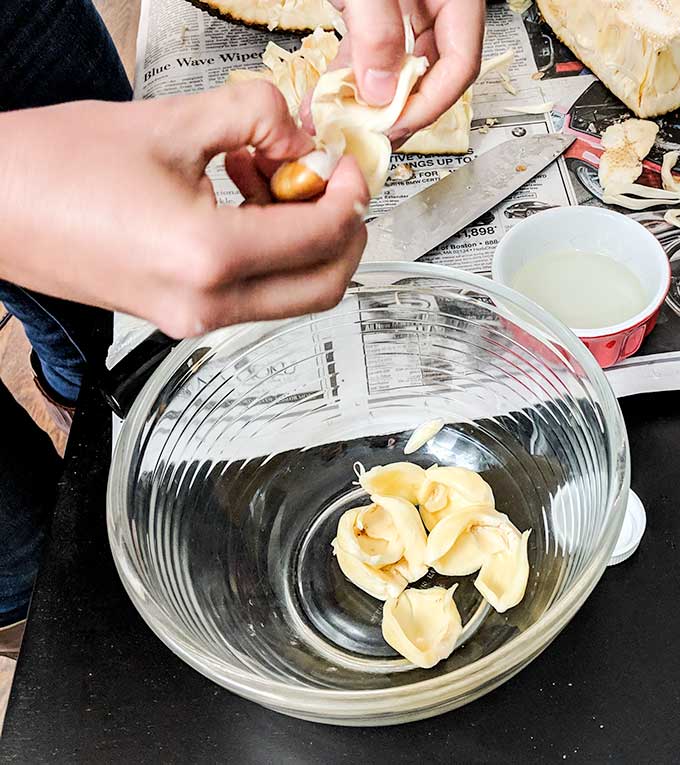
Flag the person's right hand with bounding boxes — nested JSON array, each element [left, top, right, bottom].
[[0, 81, 369, 338]]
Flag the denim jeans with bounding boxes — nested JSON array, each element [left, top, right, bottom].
[[0, 0, 132, 626]]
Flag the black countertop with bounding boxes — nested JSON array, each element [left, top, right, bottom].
[[2, 385, 680, 764]]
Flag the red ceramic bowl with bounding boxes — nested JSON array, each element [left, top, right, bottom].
[[492, 207, 671, 368]]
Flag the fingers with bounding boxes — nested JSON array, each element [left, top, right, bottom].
[[161, 81, 314, 178], [342, 0, 405, 106], [298, 90, 315, 134], [413, 27, 438, 68], [222, 155, 367, 278], [390, 0, 485, 139], [299, 38, 352, 132], [209, 225, 367, 328], [225, 148, 272, 205], [161, 157, 368, 336]]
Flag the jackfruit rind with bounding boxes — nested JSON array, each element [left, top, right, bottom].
[[186, 0, 342, 32]]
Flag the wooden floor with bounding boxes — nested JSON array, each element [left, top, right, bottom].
[[0, 0, 141, 736]]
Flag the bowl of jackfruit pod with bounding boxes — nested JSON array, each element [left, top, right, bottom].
[[107, 261, 629, 726]]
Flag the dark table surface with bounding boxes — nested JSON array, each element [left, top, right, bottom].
[[2, 384, 680, 764]]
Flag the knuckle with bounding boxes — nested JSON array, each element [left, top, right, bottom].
[[320, 269, 350, 311], [190, 252, 226, 291], [157, 319, 186, 340], [361, 22, 402, 52], [182, 232, 240, 292], [157, 303, 200, 339], [464, 59, 482, 86], [253, 80, 288, 115]]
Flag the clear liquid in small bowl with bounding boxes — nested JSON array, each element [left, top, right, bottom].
[[510, 249, 648, 329]]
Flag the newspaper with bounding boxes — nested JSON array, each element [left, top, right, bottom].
[[110, 0, 680, 444]]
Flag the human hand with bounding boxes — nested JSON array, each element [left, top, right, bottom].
[[0, 82, 369, 338], [323, 1, 485, 144]]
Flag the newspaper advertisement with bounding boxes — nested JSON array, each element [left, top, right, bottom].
[[110, 0, 680, 448]]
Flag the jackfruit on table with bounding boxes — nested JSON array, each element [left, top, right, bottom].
[[537, 0, 680, 118], [190, 0, 341, 32]]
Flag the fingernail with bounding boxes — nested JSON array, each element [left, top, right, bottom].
[[362, 69, 399, 106]]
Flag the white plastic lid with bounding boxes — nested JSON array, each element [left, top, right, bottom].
[[608, 490, 647, 567]]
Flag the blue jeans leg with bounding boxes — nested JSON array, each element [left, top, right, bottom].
[[0, 0, 132, 626], [0, 381, 61, 626], [0, 286, 112, 405]]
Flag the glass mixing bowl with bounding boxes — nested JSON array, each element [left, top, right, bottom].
[[107, 263, 629, 726]]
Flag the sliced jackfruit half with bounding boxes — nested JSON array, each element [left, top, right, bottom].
[[189, 0, 342, 32], [537, 0, 680, 118]]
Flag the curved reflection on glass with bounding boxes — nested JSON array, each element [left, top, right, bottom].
[[108, 263, 629, 726]]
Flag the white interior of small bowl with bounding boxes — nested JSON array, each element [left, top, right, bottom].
[[107, 263, 629, 725]]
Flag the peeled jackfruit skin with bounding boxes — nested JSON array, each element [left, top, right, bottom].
[[399, 91, 473, 155], [537, 0, 680, 118], [185, 0, 339, 31]]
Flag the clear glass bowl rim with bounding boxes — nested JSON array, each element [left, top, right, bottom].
[[107, 262, 629, 717]]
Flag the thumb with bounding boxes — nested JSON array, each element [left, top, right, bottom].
[[343, 0, 404, 106]]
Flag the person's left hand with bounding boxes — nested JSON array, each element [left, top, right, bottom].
[[303, 0, 485, 146]]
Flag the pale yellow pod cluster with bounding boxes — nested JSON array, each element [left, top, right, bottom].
[[309, 17, 429, 196], [332, 461, 531, 667], [358, 462, 426, 506], [227, 29, 339, 124], [399, 49, 515, 156], [475, 529, 531, 614], [417, 466, 495, 531], [425, 507, 532, 613], [331, 494, 428, 601], [382, 586, 462, 669], [424, 506, 505, 576]]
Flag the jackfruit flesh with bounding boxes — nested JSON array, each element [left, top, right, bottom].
[[310, 17, 429, 195], [537, 0, 680, 118], [227, 28, 338, 122], [598, 118, 658, 193], [228, 27, 514, 165], [507, 0, 533, 12], [382, 586, 462, 668], [399, 90, 473, 154], [400, 49, 515, 156]]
